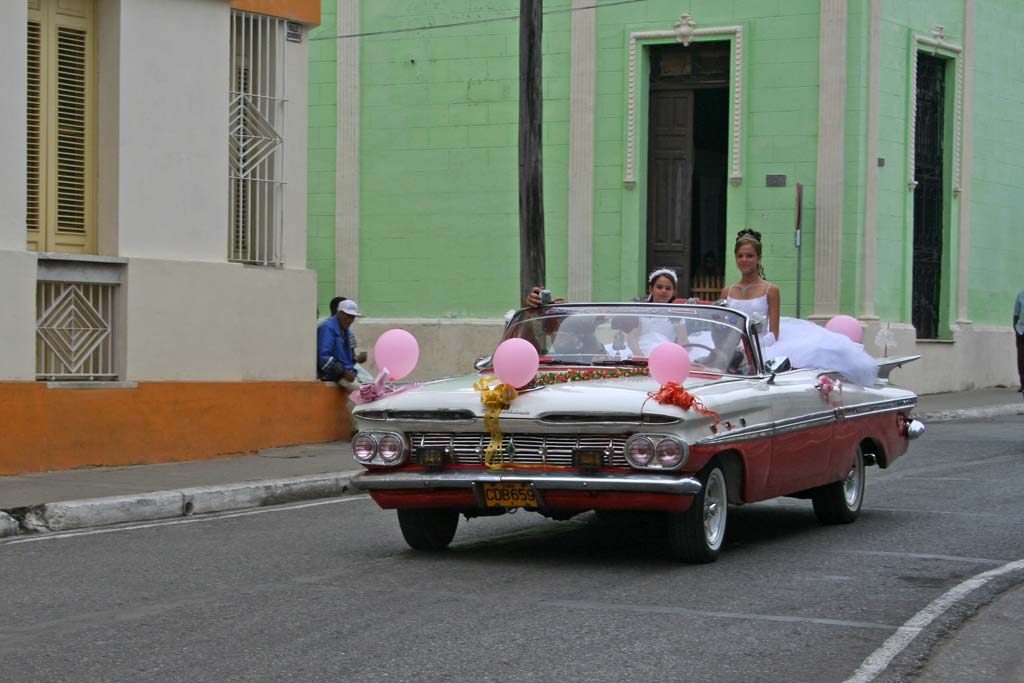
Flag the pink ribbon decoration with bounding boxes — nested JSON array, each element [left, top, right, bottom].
[[349, 368, 422, 405], [816, 375, 843, 407]]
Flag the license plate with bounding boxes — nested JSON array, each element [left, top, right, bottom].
[[482, 482, 538, 508]]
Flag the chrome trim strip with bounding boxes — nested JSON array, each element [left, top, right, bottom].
[[697, 397, 918, 446], [351, 469, 702, 496], [699, 425, 774, 446]]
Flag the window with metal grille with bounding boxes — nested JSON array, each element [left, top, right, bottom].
[[26, 0, 95, 254], [36, 279, 118, 381], [229, 10, 286, 266]]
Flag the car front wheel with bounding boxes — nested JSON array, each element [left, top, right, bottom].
[[667, 465, 728, 563], [812, 447, 865, 525], [396, 508, 459, 551]]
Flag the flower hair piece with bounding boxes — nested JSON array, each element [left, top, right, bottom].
[[647, 267, 678, 286]]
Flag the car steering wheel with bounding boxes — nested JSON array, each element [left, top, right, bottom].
[[682, 343, 715, 354]]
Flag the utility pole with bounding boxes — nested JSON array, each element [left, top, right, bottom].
[[519, 0, 545, 302]]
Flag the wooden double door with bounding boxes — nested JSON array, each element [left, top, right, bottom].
[[646, 43, 729, 297]]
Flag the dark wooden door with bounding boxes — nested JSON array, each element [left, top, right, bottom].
[[912, 54, 945, 339], [646, 90, 694, 288]]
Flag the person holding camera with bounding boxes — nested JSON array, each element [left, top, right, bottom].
[[317, 298, 362, 391]]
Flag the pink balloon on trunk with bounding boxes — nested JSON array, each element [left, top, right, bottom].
[[648, 342, 691, 385], [825, 315, 863, 343], [493, 338, 539, 388], [374, 329, 419, 381]]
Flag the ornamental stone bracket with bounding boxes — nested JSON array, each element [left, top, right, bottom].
[[625, 14, 744, 189], [907, 27, 964, 194]]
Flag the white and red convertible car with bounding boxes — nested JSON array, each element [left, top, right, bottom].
[[350, 303, 923, 563]]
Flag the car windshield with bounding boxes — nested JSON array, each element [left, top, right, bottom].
[[503, 304, 757, 376]]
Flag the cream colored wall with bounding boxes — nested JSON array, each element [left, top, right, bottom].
[[123, 258, 315, 381], [354, 319, 507, 382], [114, 0, 229, 261], [282, 37, 309, 270], [861, 322, 1018, 394], [0, 253, 38, 381], [0, 3, 27, 251]]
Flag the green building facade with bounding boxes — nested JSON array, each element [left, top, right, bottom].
[[307, 0, 1023, 391]]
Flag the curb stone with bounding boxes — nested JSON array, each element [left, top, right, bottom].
[[917, 403, 1024, 422], [12, 473, 358, 535]]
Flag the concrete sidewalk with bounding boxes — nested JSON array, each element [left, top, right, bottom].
[[0, 387, 1021, 681]]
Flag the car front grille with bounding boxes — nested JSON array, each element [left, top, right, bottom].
[[407, 432, 629, 468]]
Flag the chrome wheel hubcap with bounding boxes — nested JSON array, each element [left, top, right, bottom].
[[703, 470, 727, 549], [843, 453, 863, 508]]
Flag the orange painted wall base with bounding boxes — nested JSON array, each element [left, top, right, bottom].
[[0, 381, 351, 475]]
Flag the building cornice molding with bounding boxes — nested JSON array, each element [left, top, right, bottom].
[[624, 14, 744, 189]]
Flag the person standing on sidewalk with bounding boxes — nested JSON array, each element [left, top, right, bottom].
[[317, 299, 362, 391], [1014, 289, 1024, 392]]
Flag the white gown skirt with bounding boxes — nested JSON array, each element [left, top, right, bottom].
[[762, 317, 878, 386]]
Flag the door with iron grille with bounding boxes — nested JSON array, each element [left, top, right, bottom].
[[912, 54, 945, 339]]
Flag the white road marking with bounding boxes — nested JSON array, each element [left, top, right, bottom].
[[844, 558, 1024, 683], [845, 550, 1007, 565], [0, 495, 371, 545], [868, 506, 1001, 518]]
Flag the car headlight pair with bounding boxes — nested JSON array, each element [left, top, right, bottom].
[[624, 434, 688, 470], [352, 432, 407, 466]]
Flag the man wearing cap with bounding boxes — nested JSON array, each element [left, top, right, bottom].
[[317, 298, 362, 388]]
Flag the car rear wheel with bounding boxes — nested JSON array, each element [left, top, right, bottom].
[[396, 508, 459, 551], [812, 447, 865, 525], [667, 465, 728, 563]]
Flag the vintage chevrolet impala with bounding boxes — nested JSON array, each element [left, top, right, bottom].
[[350, 303, 924, 563]]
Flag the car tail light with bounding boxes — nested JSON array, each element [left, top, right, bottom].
[[378, 434, 404, 463], [654, 437, 686, 469], [626, 436, 654, 467], [352, 434, 377, 463]]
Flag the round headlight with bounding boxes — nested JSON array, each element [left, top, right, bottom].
[[352, 433, 377, 463], [655, 438, 685, 468], [626, 436, 654, 467], [378, 434, 403, 463]]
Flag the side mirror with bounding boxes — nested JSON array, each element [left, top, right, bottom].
[[764, 356, 791, 375], [474, 355, 492, 372]]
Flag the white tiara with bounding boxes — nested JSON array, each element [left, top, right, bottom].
[[647, 268, 678, 285]]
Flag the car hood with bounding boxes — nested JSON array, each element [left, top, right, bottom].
[[352, 372, 742, 425]]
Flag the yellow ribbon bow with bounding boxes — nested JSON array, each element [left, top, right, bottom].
[[474, 376, 518, 468]]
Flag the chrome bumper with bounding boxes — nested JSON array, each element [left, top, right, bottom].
[[351, 469, 702, 496]]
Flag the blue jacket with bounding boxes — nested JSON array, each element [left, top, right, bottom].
[[316, 316, 355, 377]]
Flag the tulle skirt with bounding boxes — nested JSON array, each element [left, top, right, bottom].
[[762, 317, 878, 386]]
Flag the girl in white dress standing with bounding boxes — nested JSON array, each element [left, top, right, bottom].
[[720, 229, 878, 386]]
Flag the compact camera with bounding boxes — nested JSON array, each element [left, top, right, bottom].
[[539, 289, 552, 305]]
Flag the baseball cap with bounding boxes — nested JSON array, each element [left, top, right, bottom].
[[338, 299, 361, 317]]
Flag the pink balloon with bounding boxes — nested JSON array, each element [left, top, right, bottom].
[[374, 329, 419, 381], [825, 315, 863, 344], [648, 342, 691, 385], [493, 338, 539, 388]]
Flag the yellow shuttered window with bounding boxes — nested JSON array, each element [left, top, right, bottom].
[[26, 0, 95, 254]]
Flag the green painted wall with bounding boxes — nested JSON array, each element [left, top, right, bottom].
[[968, 1, 1024, 327], [307, 0, 1024, 330], [308, 0, 338, 317], [357, 1, 571, 317]]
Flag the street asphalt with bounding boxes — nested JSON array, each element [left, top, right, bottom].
[[1, 385, 1021, 682]]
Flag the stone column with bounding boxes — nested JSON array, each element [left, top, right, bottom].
[[812, 0, 848, 319], [336, 0, 360, 298], [567, 0, 596, 302]]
